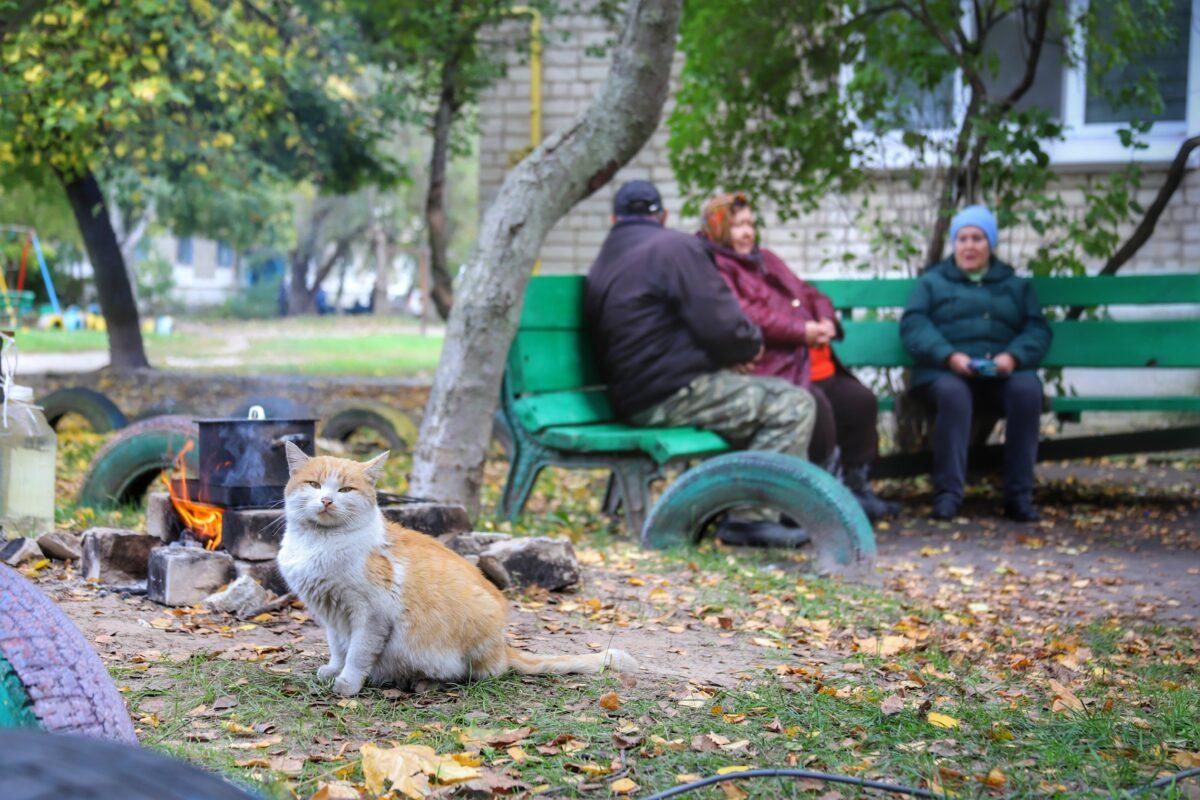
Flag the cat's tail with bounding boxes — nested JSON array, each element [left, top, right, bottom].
[[505, 646, 637, 676]]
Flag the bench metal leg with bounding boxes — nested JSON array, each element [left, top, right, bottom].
[[611, 460, 659, 533], [499, 440, 550, 521]]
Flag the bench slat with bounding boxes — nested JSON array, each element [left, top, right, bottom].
[[538, 423, 731, 463], [520, 275, 587, 329], [508, 330, 601, 394], [513, 390, 615, 432], [815, 274, 1200, 309], [835, 319, 1200, 368]]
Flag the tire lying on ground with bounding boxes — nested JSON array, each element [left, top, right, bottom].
[[0, 729, 259, 800], [77, 415, 199, 508], [0, 567, 136, 742], [319, 401, 417, 453], [38, 387, 128, 433], [641, 451, 876, 579]]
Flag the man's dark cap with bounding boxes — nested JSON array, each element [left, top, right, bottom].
[[613, 180, 663, 216]]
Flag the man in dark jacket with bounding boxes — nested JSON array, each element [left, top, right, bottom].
[[585, 180, 816, 465]]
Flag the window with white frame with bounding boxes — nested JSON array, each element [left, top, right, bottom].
[[866, 0, 1197, 165]]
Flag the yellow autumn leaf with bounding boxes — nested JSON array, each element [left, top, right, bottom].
[[360, 742, 478, 798], [599, 691, 623, 710], [717, 765, 753, 775], [927, 712, 960, 729], [611, 777, 639, 794]]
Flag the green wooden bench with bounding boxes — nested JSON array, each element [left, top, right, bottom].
[[500, 273, 1200, 526], [500, 275, 875, 572], [500, 276, 733, 531], [812, 273, 1200, 476]]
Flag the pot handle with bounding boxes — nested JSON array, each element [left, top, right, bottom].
[[272, 433, 312, 451]]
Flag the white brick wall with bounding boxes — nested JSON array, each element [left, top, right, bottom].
[[479, 11, 1200, 280]]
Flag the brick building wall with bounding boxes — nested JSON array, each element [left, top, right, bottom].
[[478, 13, 1199, 281]]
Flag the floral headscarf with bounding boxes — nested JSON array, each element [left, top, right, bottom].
[[700, 192, 751, 249]]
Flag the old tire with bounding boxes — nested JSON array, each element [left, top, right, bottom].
[[39, 388, 127, 433], [319, 402, 416, 452], [229, 396, 311, 420], [0, 729, 259, 799], [78, 415, 198, 508], [0, 567, 136, 742], [642, 452, 876, 579]]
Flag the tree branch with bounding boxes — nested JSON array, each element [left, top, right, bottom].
[[1066, 135, 1199, 318], [993, 0, 1053, 115]]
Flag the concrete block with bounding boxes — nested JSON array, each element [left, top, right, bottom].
[[2, 537, 44, 566], [80, 528, 158, 584], [147, 546, 236, 607], [204, 575, 270, 617], [36, 530, 81, 561], [383, 503, 471, 536], [221, 509, 285, 561], [439, 531, 513, 558], [234, 558, 290, 596], [477, 537, 580, 592], [145, 492, 184, 542]]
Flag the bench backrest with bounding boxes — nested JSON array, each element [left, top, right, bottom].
[[815, 274, 1200, 368], [506, 277, 617, 431], [508, 273, 1200, 430]]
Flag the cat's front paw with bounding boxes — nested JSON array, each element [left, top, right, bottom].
[[317, 663, 341, 681], [332, 673, 364, 697]]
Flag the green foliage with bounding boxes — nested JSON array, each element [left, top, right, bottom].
[[0, 0, 399, 265], [211, 271, 283, 320], [669, 0, 1185, 274]]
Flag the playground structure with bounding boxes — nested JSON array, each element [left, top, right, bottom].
[[0, 226, 62, 329]]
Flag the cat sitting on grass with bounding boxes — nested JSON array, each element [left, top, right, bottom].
[[276, 442, 635, 697]]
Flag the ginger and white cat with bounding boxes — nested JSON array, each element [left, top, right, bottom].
[[276, 443, 634, 696]]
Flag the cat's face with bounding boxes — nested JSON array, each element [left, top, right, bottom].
[[283, 443, 388, 530]]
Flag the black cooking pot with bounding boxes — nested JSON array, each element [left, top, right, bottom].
[[196, 417, 316, 507]]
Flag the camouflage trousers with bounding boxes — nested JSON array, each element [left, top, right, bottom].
[[629, 371, 816, 458]]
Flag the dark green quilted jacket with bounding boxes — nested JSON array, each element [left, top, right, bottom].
[[900, 257, 1052, 387]]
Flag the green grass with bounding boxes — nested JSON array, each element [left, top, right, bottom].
[[18, 321, 444, 377], [247, 333, 443, 377]]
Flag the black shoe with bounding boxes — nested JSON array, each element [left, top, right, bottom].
[[842, 464, 901, 521], [1004, 498, 1040, 523], [715, 519, 811, 548], [931, 496, 959, 521]]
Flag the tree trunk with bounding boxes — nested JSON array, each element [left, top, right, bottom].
[[425, 65, 458, 321], [60, 170, 150, 370], [288, 255, 318, 315], [371, 225, 392, 314], [409, 0, 684, 513]]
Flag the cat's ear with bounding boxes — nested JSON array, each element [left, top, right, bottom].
[[362, 450, 389, 483], [284, 441, 311, 474]]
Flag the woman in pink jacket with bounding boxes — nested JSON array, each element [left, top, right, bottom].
[[699, 192, 899, 520]]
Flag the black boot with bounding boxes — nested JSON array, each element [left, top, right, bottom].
[[715, 517, 811, 548], [1004, 495, 1040, 522], [843, 464, 901, 521], [931, 494, 959, 521]]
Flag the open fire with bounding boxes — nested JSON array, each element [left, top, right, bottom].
[[162, 439, 224, 551]]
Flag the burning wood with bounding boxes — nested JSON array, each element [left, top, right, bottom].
[[162, 440, 223, 551]]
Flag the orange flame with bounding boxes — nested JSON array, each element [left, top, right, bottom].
[[161, 439, 223, 551]]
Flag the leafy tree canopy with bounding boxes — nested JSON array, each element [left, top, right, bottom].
[[669, 0, 1182, 272]]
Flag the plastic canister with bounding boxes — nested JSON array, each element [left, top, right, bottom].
[[0, 384, 58, 537]]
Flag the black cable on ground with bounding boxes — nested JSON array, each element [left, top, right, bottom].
[[1126, 767, 1200, 796], [639, 765, 1200, 800], [639, 768, 944, 800]]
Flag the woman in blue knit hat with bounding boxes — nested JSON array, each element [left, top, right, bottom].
[[900, 205, 1052, 522]]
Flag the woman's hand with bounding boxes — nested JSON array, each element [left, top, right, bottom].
[[805, 320, 834, 346], [994, 353, 1017, 375], [947, 352, 974, 377]]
